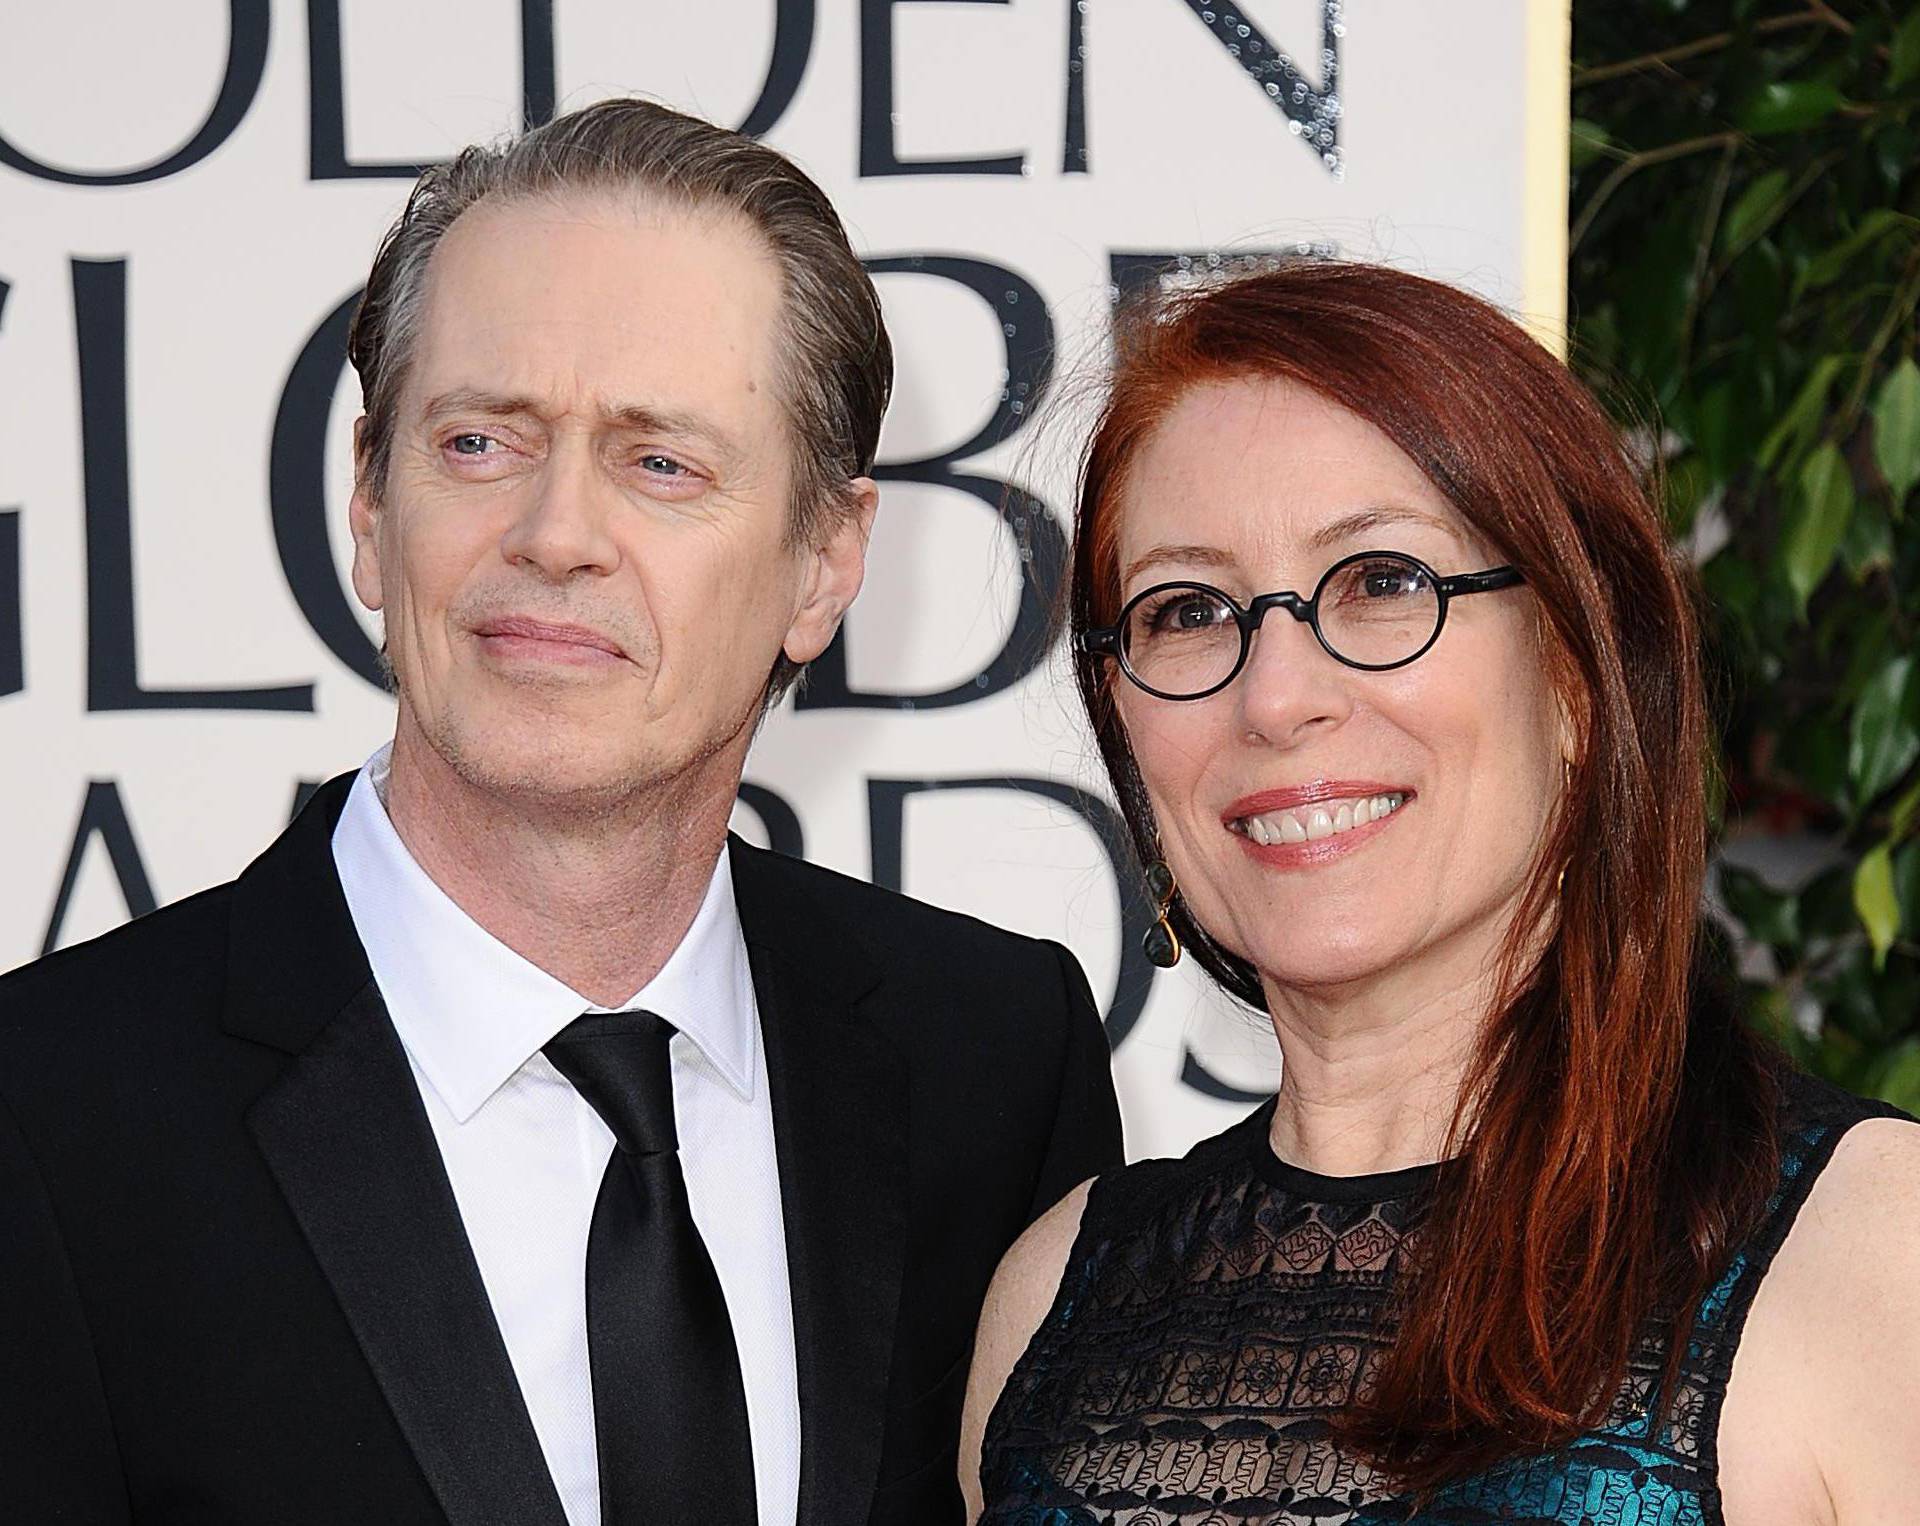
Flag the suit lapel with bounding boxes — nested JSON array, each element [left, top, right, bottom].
[[227, 776, 569, 1526], [731, 838, 909, 1526]]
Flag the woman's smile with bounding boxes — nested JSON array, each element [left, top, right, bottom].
[[1225, 785, 1412, 867]]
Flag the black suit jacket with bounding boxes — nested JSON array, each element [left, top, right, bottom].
[[0, 773, 1123, 1524]]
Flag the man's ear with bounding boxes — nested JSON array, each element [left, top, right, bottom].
[[348, 417, 386, 613], [782, 478, 880, 665]]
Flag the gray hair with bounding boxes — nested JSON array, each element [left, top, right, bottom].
[[347, 96, 893, 556]]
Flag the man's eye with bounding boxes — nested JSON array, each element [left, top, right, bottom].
[[448, 433, 497, 456], [639, 453, 689, 477]]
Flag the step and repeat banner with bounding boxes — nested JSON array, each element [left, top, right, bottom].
[[0, 0, 1566, 1159]]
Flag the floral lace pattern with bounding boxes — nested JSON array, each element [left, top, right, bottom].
[[979, 1073, 1883, 1526]]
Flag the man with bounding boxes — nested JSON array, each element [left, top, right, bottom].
[[0, 99, 1122, 1525]]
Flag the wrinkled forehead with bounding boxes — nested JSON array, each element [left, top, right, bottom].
[[406, 190, 789, 428]]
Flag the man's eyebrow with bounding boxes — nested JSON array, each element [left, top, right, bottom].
[[603, 402, 742, 461], [419, 390, 743, 461], [1121, 543, 1237, 588], [1306, 504, 1458, 552], [420, 388, 544, 422]]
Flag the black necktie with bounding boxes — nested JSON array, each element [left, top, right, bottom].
[[543, 1010, 757, 1524]]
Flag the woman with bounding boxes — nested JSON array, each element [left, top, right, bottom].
[[960, 262, 1920, 1524]]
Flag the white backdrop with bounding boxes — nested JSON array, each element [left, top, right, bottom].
[[0, 0, 1567, 1160]]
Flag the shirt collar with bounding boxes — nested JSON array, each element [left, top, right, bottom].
[[331, 745, 758, 1123]]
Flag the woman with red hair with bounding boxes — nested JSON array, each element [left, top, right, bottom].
[[960, 262, 1920, 1523]]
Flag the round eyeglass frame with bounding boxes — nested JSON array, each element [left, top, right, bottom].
[[1079, 549, 1527, 702]]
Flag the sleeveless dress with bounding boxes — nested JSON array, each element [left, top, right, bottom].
[[979, 1069, 1902, 1525]]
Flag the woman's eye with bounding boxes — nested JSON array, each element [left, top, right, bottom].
[[1147, 595, 1229, 631], [1355, 565, 1430, 599]]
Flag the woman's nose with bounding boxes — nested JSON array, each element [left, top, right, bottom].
[[1233, 608, 1355, 746]]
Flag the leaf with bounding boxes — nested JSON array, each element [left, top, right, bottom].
[[1570, 118, 1612, 169], [1898, 842, 1920, 932], [1719, 170, 1790, 256], [1798, 209, 1915, 294], [1855, 842, 1902, 972], [1757, 355, 1845, 471], [1872, 358, 1920, 509], [1664, 453, 1714, 533], [1879, 124, 1920, 190], [1782, 442, 1855, 613], [1840, 496, 1894, 580], [1849, 655, 1920, 807], [1869, 1034, 1920, 1109], [1740, 81, 1845, 136], [1893, 775, 1920, 840], [1893, 9, 1920, 91], [1719, 864, 1801, 948]]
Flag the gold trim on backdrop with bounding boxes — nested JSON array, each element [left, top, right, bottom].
[[1522, 0, 1572, 356]]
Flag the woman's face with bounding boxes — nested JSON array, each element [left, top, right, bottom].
[[1109, 375, 1567, 1000]]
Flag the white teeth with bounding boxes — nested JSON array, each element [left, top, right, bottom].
[[1237, 792, 1408, 845]]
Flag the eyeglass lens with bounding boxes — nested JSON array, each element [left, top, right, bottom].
[[1120, 554, 1442, 696]]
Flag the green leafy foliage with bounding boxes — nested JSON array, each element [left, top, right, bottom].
[[1784, 441, 1855, 610], [1573, 1, 1920, 1087], [1874, 357, 1920, 504]]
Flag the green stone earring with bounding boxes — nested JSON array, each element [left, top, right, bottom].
[[1142, 858, 1182, 969]]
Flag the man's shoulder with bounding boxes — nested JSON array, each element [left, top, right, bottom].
[[0, 882, 237, 1057], [733, 839, 1076, 978]]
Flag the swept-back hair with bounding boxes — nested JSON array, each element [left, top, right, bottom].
[[1068, 260, 1779, 1487], [348, 97, 894, 700]]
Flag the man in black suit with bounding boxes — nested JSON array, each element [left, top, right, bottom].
[[0, 99, 1122, 1525]]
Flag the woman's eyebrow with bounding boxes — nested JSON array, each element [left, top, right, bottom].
[[1306, 504, 1457, 551], [1121, 543, 1235, 587]]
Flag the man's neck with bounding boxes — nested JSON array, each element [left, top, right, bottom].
[[381, 727, 738, 1008]]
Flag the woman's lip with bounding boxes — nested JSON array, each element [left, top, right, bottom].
[[1231, 806, 1402, 869], [1221, 780, 1409, 823]]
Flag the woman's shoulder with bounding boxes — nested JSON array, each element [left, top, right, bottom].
[[988, 1096, 1278, 1313], [1718, 1070, 1920, 1522], [960, 1099, 1279, 1513], [1076, 1095, 1280, 1233], [1773, 1069, 1920, 1279], [1776, 1062, 1915, 1137], [1739, 1066, 1920, 1316]]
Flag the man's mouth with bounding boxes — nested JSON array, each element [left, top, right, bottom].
[[471, 615, 629, 662]]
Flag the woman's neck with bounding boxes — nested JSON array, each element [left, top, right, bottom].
[[1262, 944, 1504, 1179]]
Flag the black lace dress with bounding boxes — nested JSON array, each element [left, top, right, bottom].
[[979, 1069, 1900, 1525]]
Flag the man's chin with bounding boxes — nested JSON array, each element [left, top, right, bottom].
[[409, 714, 657, 811]]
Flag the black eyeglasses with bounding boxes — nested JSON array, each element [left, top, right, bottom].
[[1080, 549, 1525, 702]]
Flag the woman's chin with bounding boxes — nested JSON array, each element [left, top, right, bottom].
[[1243, 935, 1411, 999]]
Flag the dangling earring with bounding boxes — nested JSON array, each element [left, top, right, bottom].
[[1142, 858, 1182, 969]]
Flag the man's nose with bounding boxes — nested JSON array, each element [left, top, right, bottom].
[[1233, 608, 1355, 746], [499, 443, 622, 580]]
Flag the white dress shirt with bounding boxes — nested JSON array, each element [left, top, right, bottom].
[[331, 746, 799, 1526]]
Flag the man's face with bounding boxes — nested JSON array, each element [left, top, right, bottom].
[[349, 193, 872, 812]]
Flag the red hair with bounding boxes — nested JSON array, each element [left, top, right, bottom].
[[1068, 261, 1779, 1487]]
